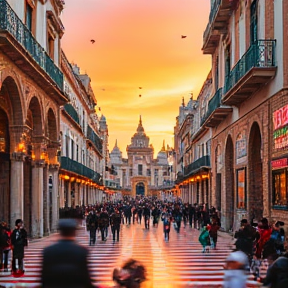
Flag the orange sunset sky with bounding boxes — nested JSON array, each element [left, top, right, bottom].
[[61, 0, 211, 157]]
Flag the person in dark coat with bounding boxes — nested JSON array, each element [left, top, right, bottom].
[[262, 252, 288, 288], [88, 210, 98, 246], [110, 209, 122, 242], [41, 219, 94, 288], [11, 219, 27, 274], [234, 219, 257, 258], [143, 205, 150, 229], [0, 222, 11, 272]]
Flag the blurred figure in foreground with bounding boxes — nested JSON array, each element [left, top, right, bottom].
[[41, 219, 94, 288], [113, 259, 147, 288], [223, 250, 249, 288]]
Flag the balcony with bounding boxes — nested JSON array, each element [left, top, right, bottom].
[[60, 156, 102, 185], [63, 104, 80, 125], [0, 0, 66, 104], [201, 88, 232, 127], [202, 0, 232, 54], [223, 40, 277, 106], [184, 155, 210, 177], [86, 125, 103, 156]]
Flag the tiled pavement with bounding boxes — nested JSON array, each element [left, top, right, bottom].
[[0, 220, 262, 287]]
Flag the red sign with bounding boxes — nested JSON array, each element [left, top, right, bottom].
[[271, 158, 288, 169], [273, 104, 288, 130]]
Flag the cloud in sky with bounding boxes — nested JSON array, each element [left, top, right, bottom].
[[61, 0, 211, 157]]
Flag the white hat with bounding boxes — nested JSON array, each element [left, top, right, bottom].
[[226, 251, 249, 266]]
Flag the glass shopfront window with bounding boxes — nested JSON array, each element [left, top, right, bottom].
[[272, 169, 288, 208]]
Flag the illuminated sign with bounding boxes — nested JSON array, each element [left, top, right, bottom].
[[271, 158, 288, 169], [273, 105, 288, 150], [273, 104, 288, 130]]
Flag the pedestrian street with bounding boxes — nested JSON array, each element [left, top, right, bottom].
[[0, 220, 260, 287]]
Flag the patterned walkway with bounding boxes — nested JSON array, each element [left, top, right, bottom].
[[0, 220, 261, 287]]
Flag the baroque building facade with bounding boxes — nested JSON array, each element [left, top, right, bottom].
[[109, 116, 175, 197], [176, 0, 288, 232], [0, 0, 107, 237], [59, 59, 105, 210]]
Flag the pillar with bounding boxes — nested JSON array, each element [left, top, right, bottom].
[[83, 185, 87, 205], [43, 165, 50, 236], [49, 165, 59, 232], [67, 181, 71, 207], [59, 178, 65, 208], [75, 183, 79, 206], [10, 153, 25, 228], [31, 160, 44, 238]]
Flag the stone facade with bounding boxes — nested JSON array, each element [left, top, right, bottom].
[[109, 116, 175, 197], [0, 0, 67, 236]]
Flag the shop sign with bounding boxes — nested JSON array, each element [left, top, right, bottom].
[[273, 104, 288, 130], [273, 105, 288, 150], [271, 158, 288, 169], [273, 126, 288, 150], [236, 133, 247, 164]]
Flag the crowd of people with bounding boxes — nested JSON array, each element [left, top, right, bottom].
[[1, 195, 288, 287]]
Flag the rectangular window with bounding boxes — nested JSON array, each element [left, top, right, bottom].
[[154, 169, 158, 176], [129, 168, 133, 177], [71, 140, 74, 160], [138, 164, 143, 176], [65, 135, 69, 157], [76, 145, 79, 162], [236, 168, 246, 209], [147, 169, 151, 176], [272, 169, 287, 207]]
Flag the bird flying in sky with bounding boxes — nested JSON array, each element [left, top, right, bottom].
[[139, 87, 142, 89], [91, 39, 95, 44], [139, 94, 142, 97], [181, 35, 187, 39]]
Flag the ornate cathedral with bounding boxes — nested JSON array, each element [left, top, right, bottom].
[[109, 116, 175, 196]]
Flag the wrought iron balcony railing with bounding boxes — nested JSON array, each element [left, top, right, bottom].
[[201, 88, 223, 126], [0, 0, 63, 90], [87, 125, 103, 154], [63, 104, 80, 125], [60, 156, 102, 185], [184, 155, 210, 177], [203, 0, 221, 42], [224, 40, 276, 95]]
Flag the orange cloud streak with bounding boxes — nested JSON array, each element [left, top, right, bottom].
[[61, 0, 211, 157]]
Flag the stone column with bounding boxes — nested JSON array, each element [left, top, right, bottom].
[[43, 165, 50, 236], [83, 185, 87, 205], [59, 178, 65, 208], [10, 152, 25, 228], [49, 164, 59, 232], [75, 183, 79, 206], [67, 181, 71, 207], [31, 160, 45, 238]]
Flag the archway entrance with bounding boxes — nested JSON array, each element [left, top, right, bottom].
[[248, 122, 263, 222], [136, 182, 145, 195], [225, 135, 234, 231], [0, 108, 10, 223]]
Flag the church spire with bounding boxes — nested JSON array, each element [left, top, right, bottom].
[[137, 115, 144, 134], [161, 140, 166, 152], [182, 96, 185, 107], [115, 139, 118, 148]]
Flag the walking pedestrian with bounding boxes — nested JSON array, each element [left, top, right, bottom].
[[88, 210, 98, 245], [161, 210, 172, 241], [110, 209, 122, 242], [41, 219, 94, 288], [0, 222, 11, 272], [11, 219, 27, 275]]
